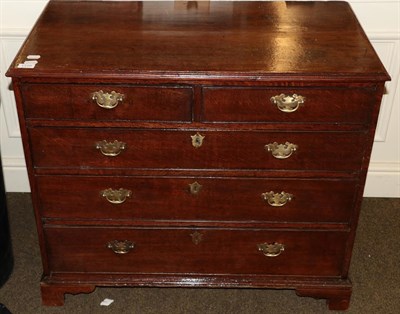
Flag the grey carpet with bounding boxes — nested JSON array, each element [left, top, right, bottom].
[[0, 194, 399, 314]]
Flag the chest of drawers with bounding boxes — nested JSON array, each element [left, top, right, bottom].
[[6, 1, 390, 311]]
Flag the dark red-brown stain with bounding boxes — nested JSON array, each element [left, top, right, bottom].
[[6, 1, 390, 311]]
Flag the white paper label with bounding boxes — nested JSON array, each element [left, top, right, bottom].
[[27, 55, 41, 60], [17, 63, 36, 69], [100, 298, 114, 306]]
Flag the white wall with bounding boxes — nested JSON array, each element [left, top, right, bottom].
[[1, 0, 399, 197]]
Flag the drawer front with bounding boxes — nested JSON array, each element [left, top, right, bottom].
[[29, 128, 366, 171], [22, 84, 192, 121], [45, 226, 348, 276], [202, 87, 375, 124], [37, 175, 357, 223]]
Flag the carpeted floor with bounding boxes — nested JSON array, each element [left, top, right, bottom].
[[0, 194, 399, 314]]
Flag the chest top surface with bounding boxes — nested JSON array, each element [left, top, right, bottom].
[[7, 0, 389, 81]]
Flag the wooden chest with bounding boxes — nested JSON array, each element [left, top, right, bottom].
[[6, 1, 390, 310]]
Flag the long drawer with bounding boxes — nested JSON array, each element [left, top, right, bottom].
[[29, 127, 366, 171], [21, 84, 193, 122], [36, 175, 357, 223], [44, 226, 348, 276], [202, 86, 375, 124]]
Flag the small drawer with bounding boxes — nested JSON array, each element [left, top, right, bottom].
[[21, 84, 193, 121], [44, 226, 348, 276], [37, 175, 357, 223], [29, 127, 366, 172], [202, 87, 376, 124]]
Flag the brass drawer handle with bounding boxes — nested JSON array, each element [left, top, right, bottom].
[[257, 242, 285, 257], [101, 188, 132, 204], [265, 142, 297, 159], [189, 181, 202, 195], [270, 93, 305, 113], [107, 240, 135, 254], [191, 132, 205, 148], [91, 90, 124, 109], [262, 191, 293, 207], [95, 140, 126, 157]]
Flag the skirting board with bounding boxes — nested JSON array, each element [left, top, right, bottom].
[[364, 162, 400, 198], [1, 157, 29, 193], [2, 157, 399, 197]]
